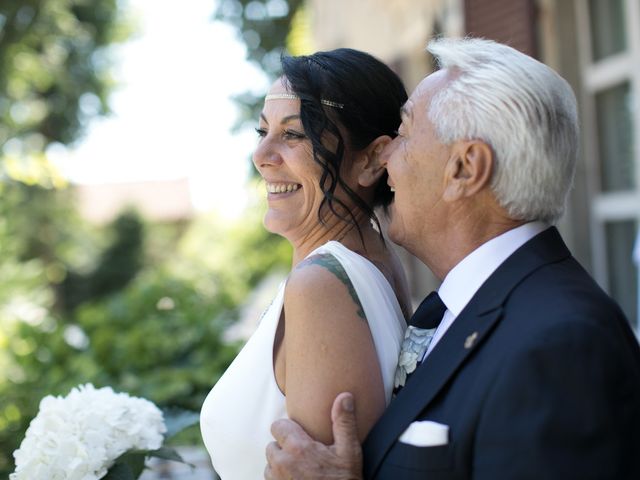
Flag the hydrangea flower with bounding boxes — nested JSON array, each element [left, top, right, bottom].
[[394, 326, 437, 389], [11, 384, 167, 480]]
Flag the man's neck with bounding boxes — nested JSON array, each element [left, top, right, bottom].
[[424, 217, 527, 281]]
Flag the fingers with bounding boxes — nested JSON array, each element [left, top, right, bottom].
[[267, 408, 363, 480], [266, 439, 298, 480], [271, 418, 307, 447], [265, 440, 280, 466], [268, 420, 309, 480], [330, 392, 360, 458], [264, 441, 278, 480]]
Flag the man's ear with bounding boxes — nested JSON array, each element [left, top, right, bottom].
[[442, 140, 493, 202], [357, 135, 392, 187]]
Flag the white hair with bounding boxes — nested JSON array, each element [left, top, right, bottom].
[[426, 37, 579, 224]]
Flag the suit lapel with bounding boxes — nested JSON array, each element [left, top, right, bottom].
[[364, 304, 503, 477], [363, 227, 571, 478]]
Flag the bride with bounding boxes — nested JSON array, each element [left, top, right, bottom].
[[200, 48, 410, 479]]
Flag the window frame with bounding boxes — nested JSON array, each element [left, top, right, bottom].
[[574, 0, 640, 328]]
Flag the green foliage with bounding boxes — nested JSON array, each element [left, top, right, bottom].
[[0, 180, 85, 263], [0, 8, 136, 468], [0, 266, 235, 475], [103, 459, 146, 480], [60, 210, 145, 312], [214, 0, 306, 131], [179, 189, 292, 306], [163, 408, 201, 439], [0, 194, 292, 476], [0, 0, 132, 173], [215, 0, 305, 76], [102, 412, 198, 479], [72, 268, 241, 411], [0, 304, 74, 473], [104, 446, 192, 480], [0, 2, 297, 477]]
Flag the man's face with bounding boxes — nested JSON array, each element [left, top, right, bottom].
[[382, 70, 453, 258]]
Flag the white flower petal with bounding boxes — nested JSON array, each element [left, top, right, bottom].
[[11, 384, 167, 480]]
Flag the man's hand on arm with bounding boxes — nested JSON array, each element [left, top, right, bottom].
[[265, 392, 364, 480]]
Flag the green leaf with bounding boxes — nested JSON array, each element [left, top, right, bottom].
[[147, 446, 193, 467], [102, 462, 137, 480], [163, 407, 201, 439], [104, 451, 147, 479]]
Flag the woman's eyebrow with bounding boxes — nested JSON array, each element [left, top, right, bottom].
[[259, 113, 301, 125], [281, 114, 301, 124]]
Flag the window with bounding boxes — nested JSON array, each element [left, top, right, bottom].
[[576, 0, 640, 330], [595, 82, 634, 192], [588, 0, 626, 60]]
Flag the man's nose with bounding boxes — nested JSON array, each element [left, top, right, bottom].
[[379, 138, 397, 168]]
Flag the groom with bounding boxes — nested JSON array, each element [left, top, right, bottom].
[[265, 38, 640, 479]]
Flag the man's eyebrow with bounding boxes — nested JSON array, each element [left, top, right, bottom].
[[400, 104, 412, 121]]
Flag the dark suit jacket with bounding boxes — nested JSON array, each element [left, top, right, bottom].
[[363, 227, 640, 479]]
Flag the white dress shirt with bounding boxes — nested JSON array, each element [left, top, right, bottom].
[[423, 222, 549, 359]]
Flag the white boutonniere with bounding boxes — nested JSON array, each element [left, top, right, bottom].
[[394, 326, 437, 389]]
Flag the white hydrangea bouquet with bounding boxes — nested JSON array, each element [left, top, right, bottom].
[[11, 384, 198, 480]]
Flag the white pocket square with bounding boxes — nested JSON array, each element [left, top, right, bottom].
[[398, 420, 449, 447]]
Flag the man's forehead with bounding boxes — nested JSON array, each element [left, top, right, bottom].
[[400, 84, 428, 124], [403, 70, 451, 120]]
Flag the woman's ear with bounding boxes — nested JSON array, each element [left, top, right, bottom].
[[357, 135, 392, 187]]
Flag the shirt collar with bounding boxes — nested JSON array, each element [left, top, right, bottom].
[[438, 222, 549, 317]]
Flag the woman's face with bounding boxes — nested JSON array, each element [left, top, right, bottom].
[[252, 78, 327, 241]]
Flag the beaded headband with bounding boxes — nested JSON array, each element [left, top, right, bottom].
[[265, 93, 344, 109]]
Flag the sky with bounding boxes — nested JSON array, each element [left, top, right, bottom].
[[50, 0, 269, 218]]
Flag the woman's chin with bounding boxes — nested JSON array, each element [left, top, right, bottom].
[[262, 214, 290, 238]]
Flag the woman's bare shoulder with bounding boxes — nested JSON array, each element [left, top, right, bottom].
[[285, 252, 366, 322]]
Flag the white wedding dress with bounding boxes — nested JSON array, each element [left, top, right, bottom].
[[200, 241, 406, 479]]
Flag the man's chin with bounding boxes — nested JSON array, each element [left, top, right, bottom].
[[386, 223, 403, 247]]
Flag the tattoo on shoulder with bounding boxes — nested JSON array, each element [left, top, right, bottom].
[[297, 254, 366, 320]]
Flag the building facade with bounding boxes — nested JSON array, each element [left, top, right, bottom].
[[307, 0, 640, 331]]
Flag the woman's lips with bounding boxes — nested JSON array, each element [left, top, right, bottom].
[[266, 182, 302, 194]]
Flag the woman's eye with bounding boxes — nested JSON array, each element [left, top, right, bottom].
[[283, 130, 306, 140], [255, 127, 267, 138]]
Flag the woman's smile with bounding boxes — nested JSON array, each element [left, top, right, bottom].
[[265, 182, 303, 201]]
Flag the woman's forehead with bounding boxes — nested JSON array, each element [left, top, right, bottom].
[[268, 76, 291, 95], [261, 79, 301, 122]]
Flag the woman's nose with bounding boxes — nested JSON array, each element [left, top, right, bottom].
[[252, 138, 283, 169]]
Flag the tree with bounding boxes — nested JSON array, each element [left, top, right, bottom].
[[0, 2, 298, 475], [0, 197, 291, 475], [0, 0, 134, 316], [59, 210, 145, 312], [0, 0, 130, 181], [214, 0, 308, 130], [0, 1, 133, 475]]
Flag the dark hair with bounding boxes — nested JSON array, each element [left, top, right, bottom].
[[281, 48, 407, 240]]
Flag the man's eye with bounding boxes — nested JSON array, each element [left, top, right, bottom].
[[255, 127, 267, 138]]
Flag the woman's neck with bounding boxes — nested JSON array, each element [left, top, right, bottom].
[[290, 213, 380, 266]]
